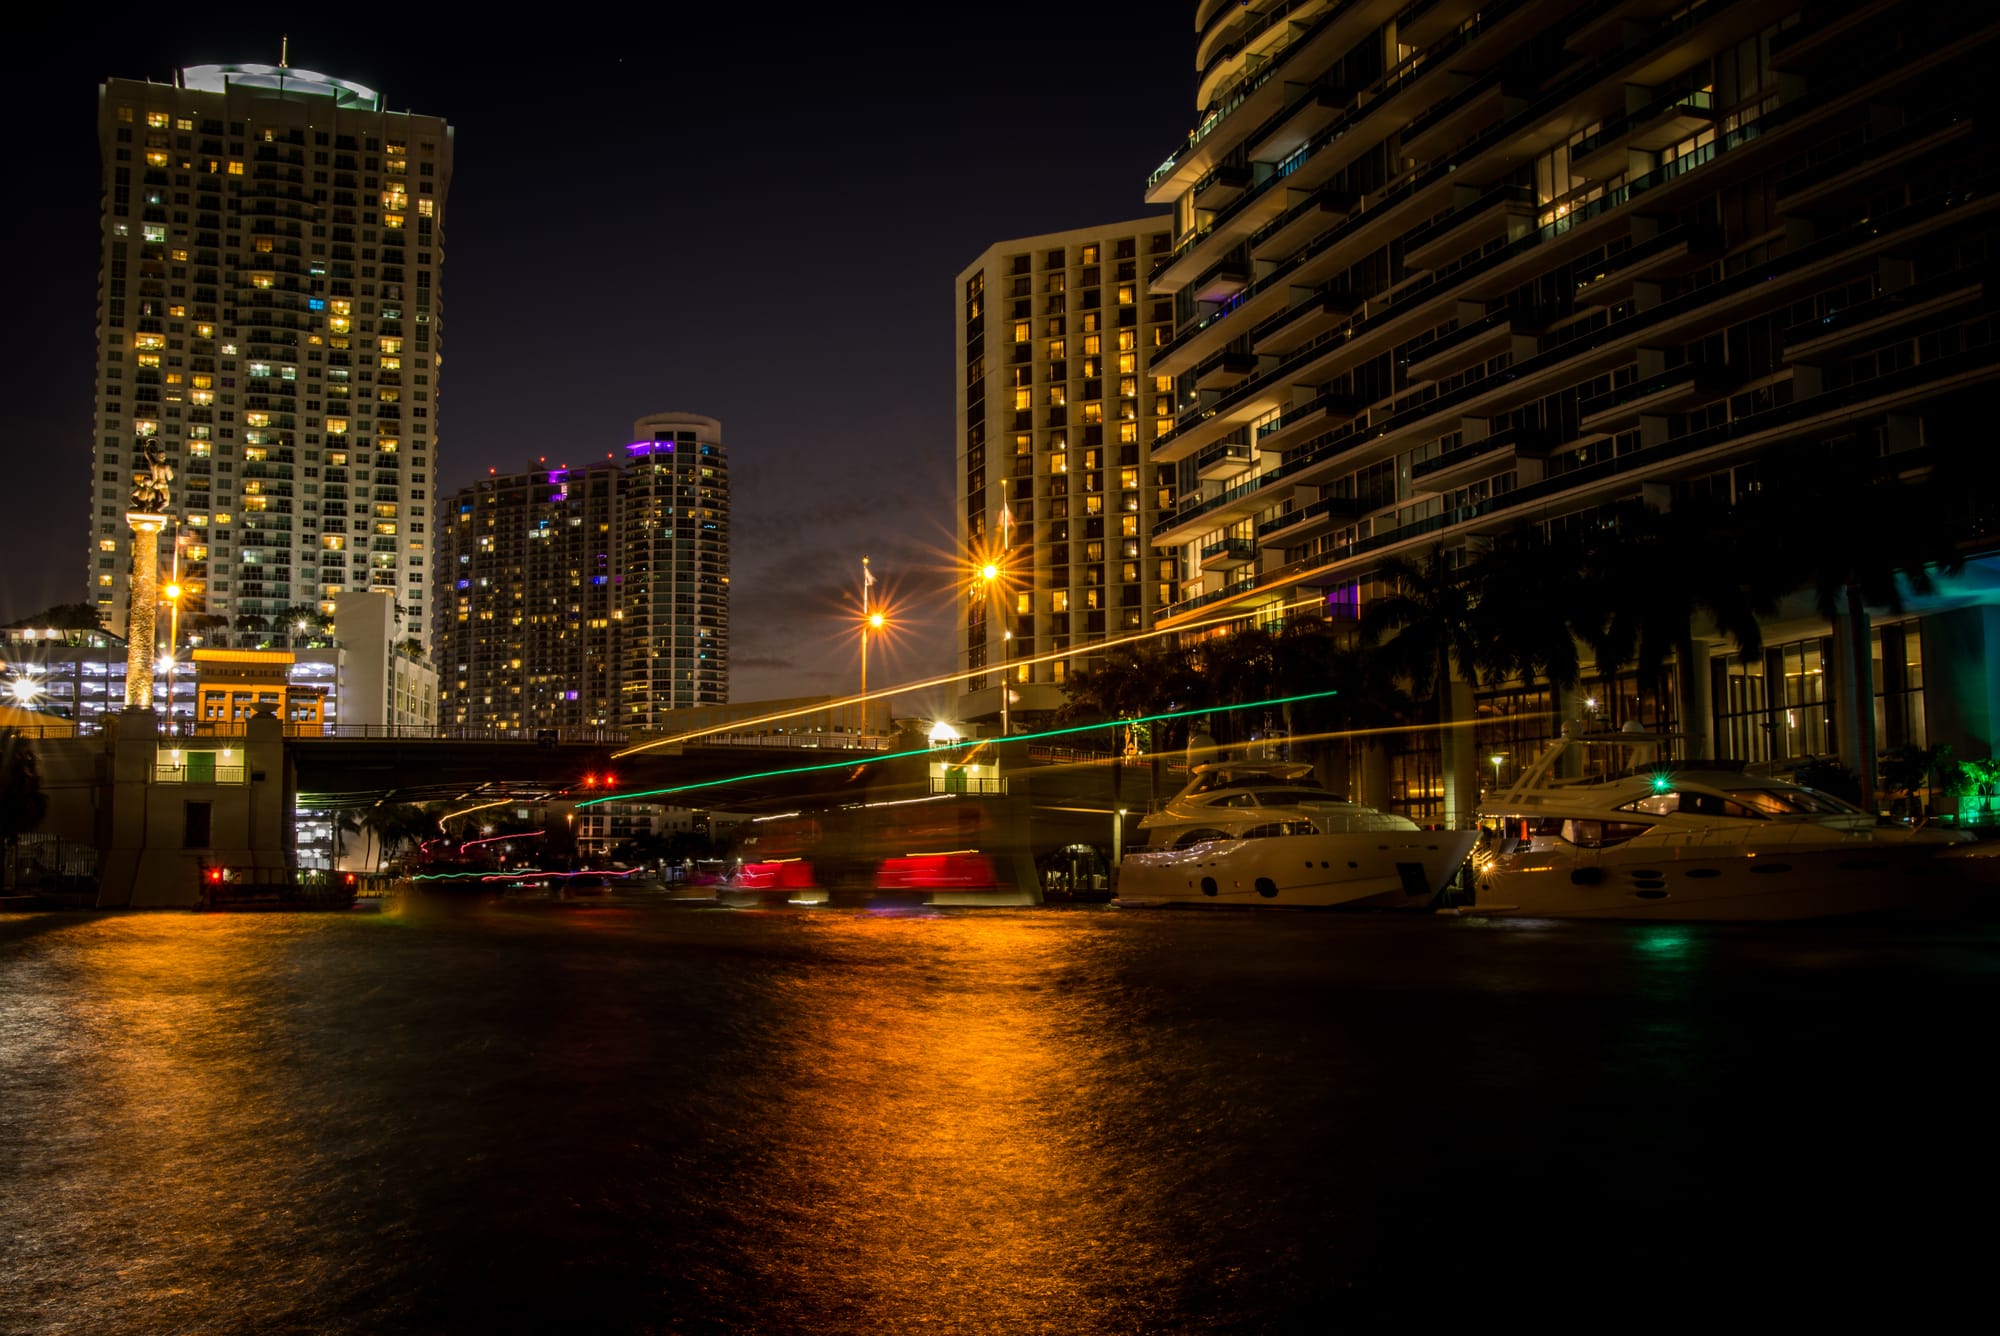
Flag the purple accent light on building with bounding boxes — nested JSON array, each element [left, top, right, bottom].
[[625, 440, 673, 456]]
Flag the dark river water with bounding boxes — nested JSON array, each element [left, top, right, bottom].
[[3, 892, 1996, 1332]]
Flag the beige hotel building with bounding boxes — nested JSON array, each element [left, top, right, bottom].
[[954, 220, 1182, 727]]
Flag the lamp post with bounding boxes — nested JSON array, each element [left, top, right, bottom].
[[859, 556, 888, 737], [161, 535, 184, 730], [1001, 630, 1012, 737]]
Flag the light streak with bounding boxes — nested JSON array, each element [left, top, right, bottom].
[[611, 593, 1328, 759], [580, 688, 1339, 808]]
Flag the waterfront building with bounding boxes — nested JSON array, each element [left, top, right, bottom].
[[1141, 0, 2000, 821], [2, 592, 434, 735], [438, 412, 729, 730], [954, 221, 1181, 729], [87, 63, 452, 652]]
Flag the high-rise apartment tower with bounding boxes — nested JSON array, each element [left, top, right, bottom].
[[439, 412, 729, 730], [89, 63, 451, 647], [1143, 0, 2000, 819], [955, 220, 1180, 726]]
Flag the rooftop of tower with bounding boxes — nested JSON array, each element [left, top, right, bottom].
[[178, 63, 382, 112]]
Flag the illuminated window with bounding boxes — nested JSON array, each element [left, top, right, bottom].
[[327, 317, 351, 334], [380, 357, 400, 371], [143, 224, 166, 243], [117, 106, 134, 123], [227, 161, 243, 176], [1117, 284, 1136, 305], [175, 117, 192, 131], [137, 353, 161, 368], [1051, 591, 1069, 612], [384, 213, 404, 229], [380, 337, 401, 354], [145, 151, 168, 167], [1083, 335, 1101, 356], [146, 111, 168, 128], [326, 417, 349, 435], [99, 539, 116, 552], [1012, 321, 1030, 342], [329, 299, 352, 316], [251, 272, 275, 289], [246, 412, 270, 427], [1012, 388, 1031, 410], [417, 199, 433, 217], [1119, 331, 1137, 352]]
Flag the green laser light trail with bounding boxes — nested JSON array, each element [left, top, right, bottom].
[[576, 688, 1338, 808]]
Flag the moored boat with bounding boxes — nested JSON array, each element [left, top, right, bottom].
[[1466, 732, 1998, 920], [1116, 761, 1475, 908]]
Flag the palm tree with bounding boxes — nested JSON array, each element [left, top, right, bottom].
[[1472, 526, 1594, 695], [0, 730, 48, 891], [1578, 499, 1774, 750], [1738, 443, 1967, 806], [1359, 544, 1497, 826], [1062, 638, 1204, 802]]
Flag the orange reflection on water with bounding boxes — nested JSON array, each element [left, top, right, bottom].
[[4, 915, 377, 1332], [719, 912, 1159, 1330]]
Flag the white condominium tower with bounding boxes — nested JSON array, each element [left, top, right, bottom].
[[89, 63, 451, 648]]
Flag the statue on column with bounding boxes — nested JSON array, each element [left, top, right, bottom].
[[131, 441, 174, 513]]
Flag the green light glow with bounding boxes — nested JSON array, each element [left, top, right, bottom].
[[1651, 772, 1673, 794], [577, 688, 1340, 809]]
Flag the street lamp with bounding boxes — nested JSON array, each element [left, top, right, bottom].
[[8, 669, 42, 708], [1490, 753, 1505, 790]]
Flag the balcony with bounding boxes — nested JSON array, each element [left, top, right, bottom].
[[1246, 85, 1351, 165], [1193, 163, 1254, 210], [1399, 0, 1484, 48], [1255, 491, 1358, 543], [1193, 258, 1252, 304], [1404, 309, 1521, 381], [1251, 287, 1361, 358], [1570, 88, 1715, 181], [1782, 267, 1994, 363], [1408, 425, 1557, 491], [1400, 71, 1518, 162], [1199, 537, 1256, 572], [1578, 364, 1734, 430], [1775, 103, 1977, 216], [1194, 351, 1260, 391], [1572, 222, 1721, 305], [1146, 0, 1403, 203], [1196, 441, 1257, 481], [1253, 393, 1361, 455], [1403, 183, 1537, 272], [1249, 187, 1355, 263]]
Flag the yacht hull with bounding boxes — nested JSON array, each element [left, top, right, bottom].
[[1471, 837, 1996, 920], [1118, 830, 1476, 908]]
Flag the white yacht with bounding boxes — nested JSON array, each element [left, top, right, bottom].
[[1116, 761, 1476, 908], [1465, 732, 1997, 920]]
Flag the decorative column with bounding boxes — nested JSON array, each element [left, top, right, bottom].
[[124, 512, 166, 708], [124, 440, 175, 710]]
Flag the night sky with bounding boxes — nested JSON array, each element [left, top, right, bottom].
[[4, 10, 1193, 709]]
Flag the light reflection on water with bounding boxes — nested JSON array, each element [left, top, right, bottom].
[[3, 898, 1996, 1330]]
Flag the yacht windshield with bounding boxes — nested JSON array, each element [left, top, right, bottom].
[[1252, 788, 1348, 805], [1725, 785, 1864, 817]]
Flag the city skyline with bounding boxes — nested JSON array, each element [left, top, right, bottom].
[[3, 12, 1192, 705]]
